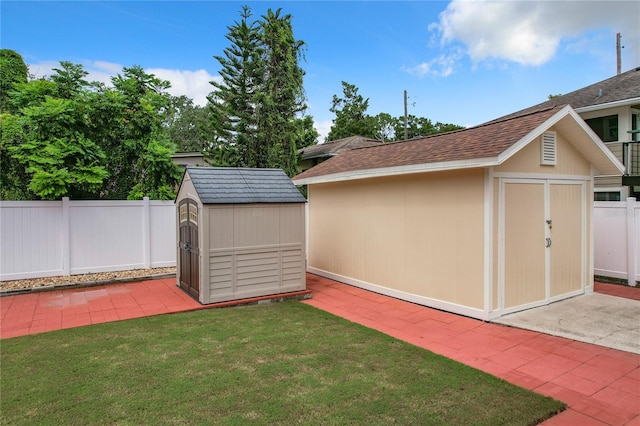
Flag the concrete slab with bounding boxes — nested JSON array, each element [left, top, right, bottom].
[[493, 293, 640, 354]]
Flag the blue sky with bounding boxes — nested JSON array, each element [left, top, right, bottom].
[[2, 1, 639, 141]]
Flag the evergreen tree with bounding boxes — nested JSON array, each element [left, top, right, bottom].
[[208, 6, 313, 175], [208, 5, 262, 167], [258, 8, 308, 176], [0, 49, 28, 113]]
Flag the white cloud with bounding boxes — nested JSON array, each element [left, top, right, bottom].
[[314, 119, 333, 143], [147, 68, 219, 106], [426, 0, 639, 69], [27, 60, 220, 106], [403, 50, 463, 77]]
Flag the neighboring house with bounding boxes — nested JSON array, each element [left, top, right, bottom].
[[493, 66, 640, 200], [293, 105, 623, 320], [171, 152, 206, 168], [298, 136, 383, 172]]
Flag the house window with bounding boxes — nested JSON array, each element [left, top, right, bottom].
[[594, 191, 621, 201], [585, 115, 618, 142]]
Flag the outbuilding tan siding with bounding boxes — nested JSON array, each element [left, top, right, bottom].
[[493, 129, 592, 314], [495, 130, 591, 176], [309, 170, 486, 309]]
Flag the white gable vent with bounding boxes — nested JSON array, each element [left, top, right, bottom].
[[540, 131, 557, 166]]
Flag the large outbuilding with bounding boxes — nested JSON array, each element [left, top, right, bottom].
[[176, 167, 307, 304], [293, 105, 624, 320]]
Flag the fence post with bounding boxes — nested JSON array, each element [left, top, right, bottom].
[[62, 197, 70, 276], [143, 197, 151, 269], [627, 197, 638, 287]]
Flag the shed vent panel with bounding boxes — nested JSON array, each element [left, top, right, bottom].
[[541, 131, 557, 165]]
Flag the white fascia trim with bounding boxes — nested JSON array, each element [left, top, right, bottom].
[[308, 267, 492, 321], [575, 97, 640, 113], [292, 157, 497, 186], [493, 172, 592, 180]]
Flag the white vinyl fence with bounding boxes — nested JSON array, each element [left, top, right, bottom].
[[2, 197, 639, 285], [0, 197, 176, 281], [594, 198, 639, 286]]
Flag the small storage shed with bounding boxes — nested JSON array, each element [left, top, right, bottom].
[[176, 167, 307, 304], [293, 105, 624, 320]]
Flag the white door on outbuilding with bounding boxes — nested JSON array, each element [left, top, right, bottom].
[[499, 179, 586, 314]]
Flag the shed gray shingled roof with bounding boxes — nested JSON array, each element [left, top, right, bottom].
[[186, 167, 306, 204]]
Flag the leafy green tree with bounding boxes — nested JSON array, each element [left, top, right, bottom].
[[293, 115, 319, 150], [1, 112, 33, 199], [373, 112, 395, 142], [393, 115, 464, 140], [325, 82, 464, 143], [1, 60, 181, 200], [165, 95, 212, 152], [50, 61, 90, 99], [94, 66, 180, 199], [326, 81, 377, 141], [6, 94, 107, 199], [0, 49, 28, 113]]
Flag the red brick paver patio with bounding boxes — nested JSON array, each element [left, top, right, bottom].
[[1, 275, 639, 425], [301, 275, 640, 426]]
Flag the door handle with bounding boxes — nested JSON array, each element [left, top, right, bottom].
[[545, 238, 552, 248]]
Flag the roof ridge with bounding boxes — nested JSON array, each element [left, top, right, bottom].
[[341, 105, 564, 154], [473, 104, 564, 127]]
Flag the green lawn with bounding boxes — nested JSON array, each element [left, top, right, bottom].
[[1, 302, 564, 425]]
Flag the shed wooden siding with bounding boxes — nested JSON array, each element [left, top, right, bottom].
[[308, 170, 486, 309], [205, 204, 305, 302]]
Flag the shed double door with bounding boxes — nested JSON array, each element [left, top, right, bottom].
[[500, 179, 585, 313], [179, 199, 200, 299]]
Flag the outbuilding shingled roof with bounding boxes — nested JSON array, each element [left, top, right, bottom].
[[186, 167, 306, 204], [299, 135, 383, 160], [293, 105, 564, 183]]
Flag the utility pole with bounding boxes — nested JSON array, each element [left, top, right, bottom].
[[404, 90, 408, 140], [616, 33, 622, 75]]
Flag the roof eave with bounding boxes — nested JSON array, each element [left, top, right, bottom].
[[301, 153, 335, 161], [575, 97, 640, 113], [292, 157, 498, 186]]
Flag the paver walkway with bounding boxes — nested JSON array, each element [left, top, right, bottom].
[[1, 275, 639, 425]]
